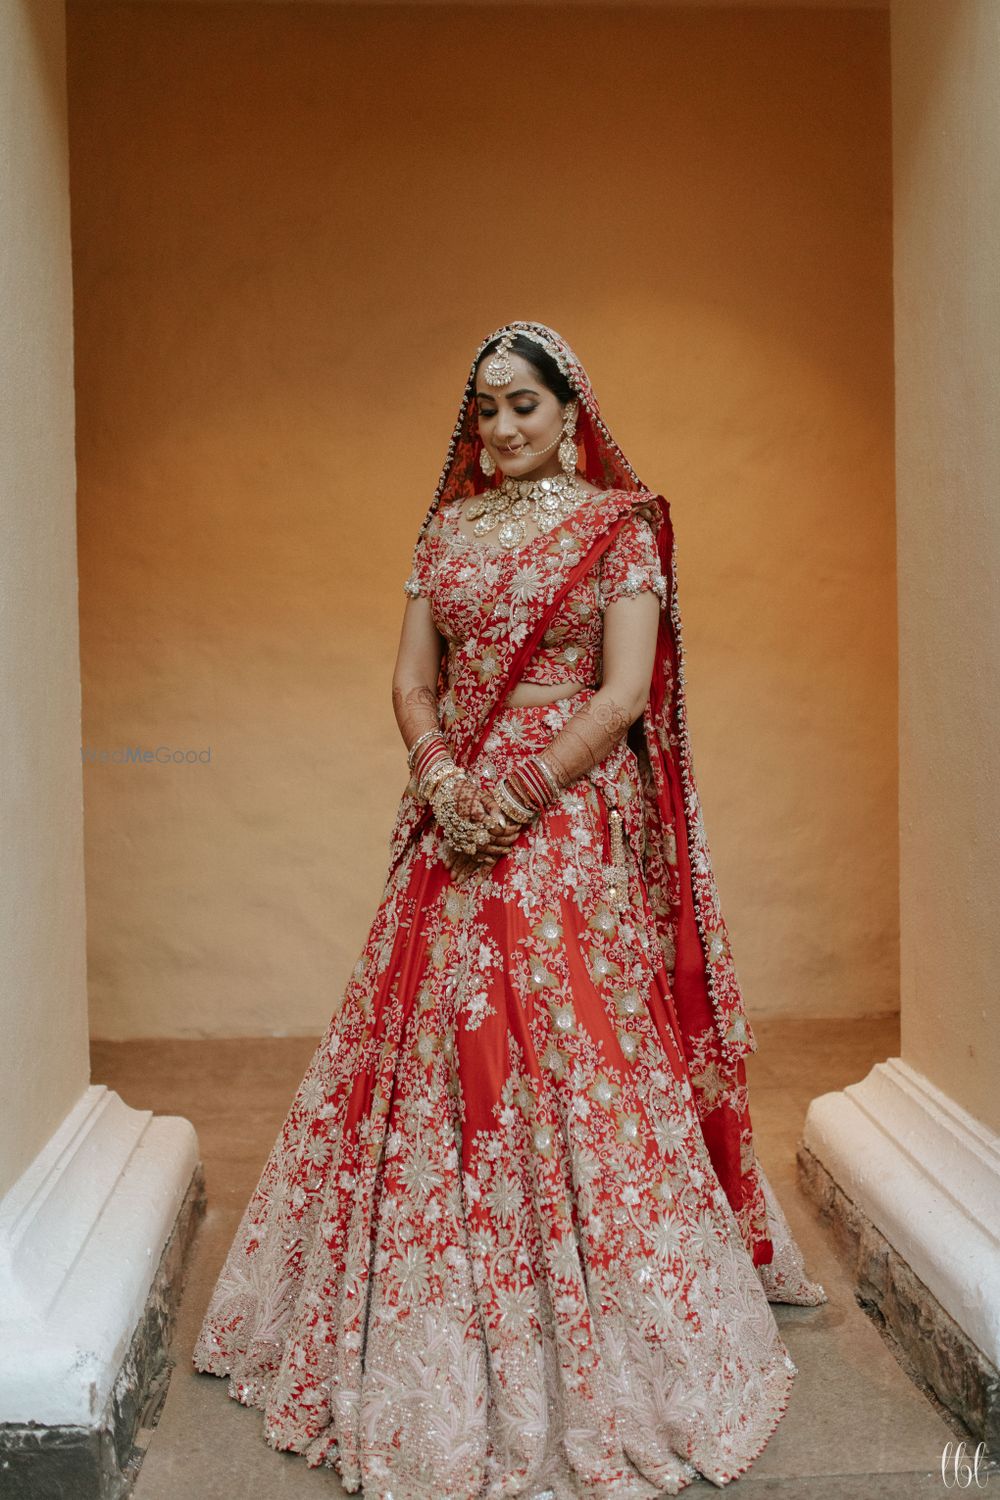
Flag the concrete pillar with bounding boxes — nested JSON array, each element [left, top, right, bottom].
[[801, 0, 1000, 1458], [0, 3, 201, 1494]]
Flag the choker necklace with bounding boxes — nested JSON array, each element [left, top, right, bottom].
[[465, 473, 586, 550]]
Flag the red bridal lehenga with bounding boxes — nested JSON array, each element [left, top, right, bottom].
[[193, 322, 827, 1499]]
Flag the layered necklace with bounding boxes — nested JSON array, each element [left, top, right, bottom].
[[464, 473, 587, 551]]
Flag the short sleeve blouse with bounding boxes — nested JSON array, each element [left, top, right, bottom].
[[402, 529, 437, 600], [402, 503, 668, 688], [596, 514, 668, 612]]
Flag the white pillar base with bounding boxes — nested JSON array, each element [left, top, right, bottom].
[[0, 1084, 199, 1428], [802, 1057, 1000, 1367]]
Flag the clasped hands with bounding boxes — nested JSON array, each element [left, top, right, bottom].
[[432, 772, 530, 884]]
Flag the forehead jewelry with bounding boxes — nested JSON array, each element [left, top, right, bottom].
[[482, 331, 517, 387]]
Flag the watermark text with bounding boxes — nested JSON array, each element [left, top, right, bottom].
[[81, 744, 212, 766]]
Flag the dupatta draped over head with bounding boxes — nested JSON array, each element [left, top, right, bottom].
[[398, 321, 774, 1267]]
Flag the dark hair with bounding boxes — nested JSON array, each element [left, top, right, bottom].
[[474, 333, 576, 404]]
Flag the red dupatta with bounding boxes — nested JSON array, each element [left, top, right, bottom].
[[395, 322, 773, 1267]]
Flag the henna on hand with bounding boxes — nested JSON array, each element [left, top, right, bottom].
[[442, 844, 481, 883], [474, 785, 525, 857], [451, 775, 487, 823], [440, 781, 525, 883]]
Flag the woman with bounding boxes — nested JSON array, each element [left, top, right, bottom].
[[193, 321, 826, 1498]]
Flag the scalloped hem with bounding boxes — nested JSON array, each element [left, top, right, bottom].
[[191, 1349, 797, 1499]]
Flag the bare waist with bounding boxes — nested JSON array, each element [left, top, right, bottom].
[[503, 681, 599, 708], [503, 678, 596, 708]]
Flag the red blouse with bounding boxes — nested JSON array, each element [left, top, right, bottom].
[[404, 499, 668, 688]]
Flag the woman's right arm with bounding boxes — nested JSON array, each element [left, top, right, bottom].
[[392, 598, 518, 879], [391, 597, 446, 754]]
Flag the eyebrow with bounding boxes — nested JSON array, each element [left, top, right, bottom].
[[474, 387, 540, 401]]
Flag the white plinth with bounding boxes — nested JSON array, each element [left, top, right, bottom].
[[0, 1084, 199, 1426], [803, 1057, 1000, 1367]]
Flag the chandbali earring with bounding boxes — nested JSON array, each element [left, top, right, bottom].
[[479, 445, 496, 477], [558, 399, 580, 478]]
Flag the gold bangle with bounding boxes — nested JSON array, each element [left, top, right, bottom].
[[420, 761, 461, 801], [494, 778, 535, 824]]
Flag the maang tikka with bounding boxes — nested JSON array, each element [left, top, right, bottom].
[[480, 331, 515, 474], [482, 331, 517, 388]]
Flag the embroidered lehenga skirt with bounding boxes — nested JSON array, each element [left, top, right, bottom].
[[193, 689, 805, 1499]]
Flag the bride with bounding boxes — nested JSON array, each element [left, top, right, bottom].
[[193, 321, 826, 1498]]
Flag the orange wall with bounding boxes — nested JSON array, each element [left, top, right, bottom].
[[67, 2, 896, 1039]]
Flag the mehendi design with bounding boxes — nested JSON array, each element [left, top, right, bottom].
[[538, 693, 632, 789], [392, 683, 440, 751]]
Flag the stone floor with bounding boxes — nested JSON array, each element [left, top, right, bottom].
[[91, 1017, 963, 1498]]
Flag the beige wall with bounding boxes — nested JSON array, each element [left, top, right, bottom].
[[891, 0, 1000, 1133], [0, 0, 89, 1193], [66, 2, 897, 1039]]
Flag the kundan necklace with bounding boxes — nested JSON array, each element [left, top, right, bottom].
[[465, 473, 587, 551]]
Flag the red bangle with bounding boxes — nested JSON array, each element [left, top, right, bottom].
[[507, 758, 556, 813], [413, 738, 449, 784], [527, 756, 559, 806], [518, 762, 549, 808]]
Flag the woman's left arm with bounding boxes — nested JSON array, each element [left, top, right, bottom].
[[536, 590, 661, 790]]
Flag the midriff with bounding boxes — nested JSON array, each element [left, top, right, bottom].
[[503, 679, 591, 708]]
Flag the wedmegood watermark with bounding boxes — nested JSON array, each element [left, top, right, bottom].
[[941, 1441, 992, 1488], [81, 745, 212, 765]]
